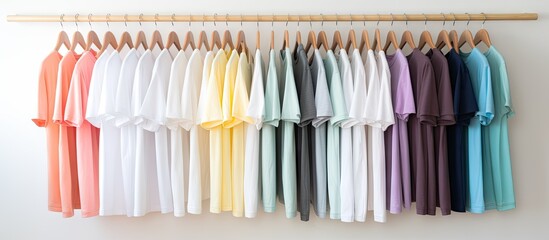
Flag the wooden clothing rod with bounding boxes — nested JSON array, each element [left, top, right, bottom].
[[6, 13, 538, 23]]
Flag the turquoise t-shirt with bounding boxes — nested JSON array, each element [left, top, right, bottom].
[[278, 48, 300, 218], [483, 46, 516, 211], [324, 50, 348, 219], [261, 49, 281, 213], [460, 48, 494, 213]]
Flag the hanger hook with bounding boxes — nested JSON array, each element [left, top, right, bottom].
[[257, 14, 259, 29], [441, 13, 446, 27], [189, 13, 192, 30], [286, 14, 289, 27], [297, 15, 300, 30], [466, 13, 470, 29], [225, 13, 229, 28], [203, 14, 205, 28], [349, 14, 353, 30], [154, 13, 159, 28], [171, 14, 175, 27], [335, 13, 338, 30], [320, 13, 324, 28], [404, 13, 408, 28], [213, 13, 217, 27], [106, 13, 110, 30], [88, 14, 92, 29], [124, 14, 128, 28], [451, 12, 456, 27], [481, 12, 487, 29], [75, 14, 79, 31], [59, 14, 64, 29], [376, 14, 380, 27], [241, 13, 243, 29], [390, 13, 394, 28], [138, 13, 143, 27], [423, 13, 427, 31]]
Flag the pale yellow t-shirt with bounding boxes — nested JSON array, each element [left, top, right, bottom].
[[200, 50, 228, 213], [229, 52, 253, 217]]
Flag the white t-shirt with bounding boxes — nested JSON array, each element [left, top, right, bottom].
[[188, 51, 213, 214], [97, 51, 125, 216], [337, 49, 355, 222], [139, 49, 175, 214], [86, 48, 111, 128], [113, 48, 141, 216], [165, 50, 190, 217], [348, 49, 368, 222], [132, 50, 161, 216], [244, 49, 264, 218]]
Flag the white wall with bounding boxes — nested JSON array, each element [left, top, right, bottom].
[[1, 0, 548, 239]]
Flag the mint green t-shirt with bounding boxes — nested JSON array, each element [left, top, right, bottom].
[[482, 46, 516, 211], [277, 48, 300, 218], [261, 49, 281, 213], [324, 50, 348, 219]]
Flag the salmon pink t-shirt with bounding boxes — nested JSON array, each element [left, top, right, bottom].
[[32, 51, 63, 213], [64, 50, 99, 217], [52, 51, 82, 217]]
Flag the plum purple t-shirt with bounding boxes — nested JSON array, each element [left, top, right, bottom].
[[406, 48, 439, 215], [426, 48, 455, 215], [384, 49, 415, 214]]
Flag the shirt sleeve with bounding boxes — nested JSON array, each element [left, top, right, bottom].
[[139, 65, 167, 132], [113, 63, 134, 128], [200, 56, 225, 130], [436, 60, 456, 126], [32, 61, 50, 127], [64, 69, 83, 127], [478, 64, 495, 126], [165, 60, 186, 131], [262, 52, 281, 127], [377, 63, 395, 131], [456, 65, 478, 125], [396, 62, 416, 121], [364, 57, 379, 126], [418, 62, 439, 126], [246, 52, 265, 130], [499, 60, 514, 118]]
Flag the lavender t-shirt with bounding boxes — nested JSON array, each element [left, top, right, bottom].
[[407, 48, 440, 215], [384, 49, 415, 213]]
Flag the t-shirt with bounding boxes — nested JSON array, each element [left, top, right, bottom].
[[64, 50, 99, 217], [165, 50, 190, 217], [406, 48, 439, 215], [132, 50, 161, 216], [324, 50, 347, 219], [445, 48, 478, 212], [53, 51, 82, 218], [182, 49, 210, 215], [32, 51, 63, 213], [483, 46, 515, 211], [229, 51, 252, 217], [426, 48, 455, 215], [309, 49, 331, 218], [337, 49, 354, 222], [220, 50, 240, 215], [385, 49, 415, 214], [200, 50, 228, 213], [293, 44, 316, 221], [278, 47, 300, 218], [139, 49, 175, 214], [460, 48, 494, 213], [347, 49, 367, 222], [371, 50, 394, 222], [96, 51, 125, 216], [112, 48, 140, 216], [261, 49, 281, 213], [244, 49, 264, 218]]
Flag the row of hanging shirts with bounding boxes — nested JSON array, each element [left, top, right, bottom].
[[33, 14, 515, 221]]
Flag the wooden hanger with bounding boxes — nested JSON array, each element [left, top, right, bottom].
[[197, 30, 210, 51], [449, 30, 459, 51], [69, 15, 86, 52], [316, 31, 330, 52], [292, 20, 303, 55], [435, 14, 454, 51], [149, 30, 164, 51], [330, 15, 344, 51], [133, 15, 148, 50], [256, 20, 261, 51], [304, 27, 318, 65], [54, 31, 71, 52], [370, 29, 381, 52], [458, 14, 475, 49], [473, 14, 492, 47], [417, 15, 434, 51], [358, 29, 371, 54], [281, 30, 290, 50], [383, 14, 399, 52], [182, 31, 196, 51], [85, 15, 101, 51], [165, 15, 181, 51], [210, 31, 222, 51], [345, 15, 358, 52], [116, 15, 134, 52], [399, 30, 416, 50], [235, 30, 248, 54], [221, 30, 234, 50]]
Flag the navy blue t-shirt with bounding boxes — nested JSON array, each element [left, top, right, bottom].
[[445, 49, 479, 212]]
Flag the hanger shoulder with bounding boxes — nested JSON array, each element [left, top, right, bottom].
[[256, 30, 260, 51], [148, 30, 164, 50], [116, 32, 134, 52], [449, 30, 459, 51], [418, 31, 435, 51], [435, 30, 451, 50], [331, 30, 343, 51], [166, 31, 182, 51], [270, 31, 274, 50], [221, 30, 234, 50], [305, 30, 317, 53], [70, 31, 86, 51], [182, 31, 196, 51], [54, 31, 71, 51], [198, 31, 210, 51], [210, 31, 222, 51], [458, 29, 475, 49], [399, 30, 416, 50], [292, 30, 302, 55], [383, 30, 399, 52], [474, 29, 492, 47], [345, 29, 357, 53], [85, 31, 102, 51], [235, 30, 247, 53], [317, 31, 329, 52], [358, 29, 370, 53]]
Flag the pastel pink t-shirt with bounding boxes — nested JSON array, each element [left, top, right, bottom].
[[52, 51, 82, 217], [64, 50, 99, 217], [32, 51, 63, 213]]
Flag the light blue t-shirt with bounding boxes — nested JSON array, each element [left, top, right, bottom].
[[324, 50, 348, 219], [460, 48, 494, 213], [483, 46, 516, 211]]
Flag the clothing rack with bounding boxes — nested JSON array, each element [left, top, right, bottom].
[[6, 13, 538, 23]]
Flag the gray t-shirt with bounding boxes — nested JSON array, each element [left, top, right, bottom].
[[293, 44, 316, 221], [309, 49, 331, 218]]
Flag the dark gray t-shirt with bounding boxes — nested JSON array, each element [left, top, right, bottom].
[[293, 44, 316, 221]]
